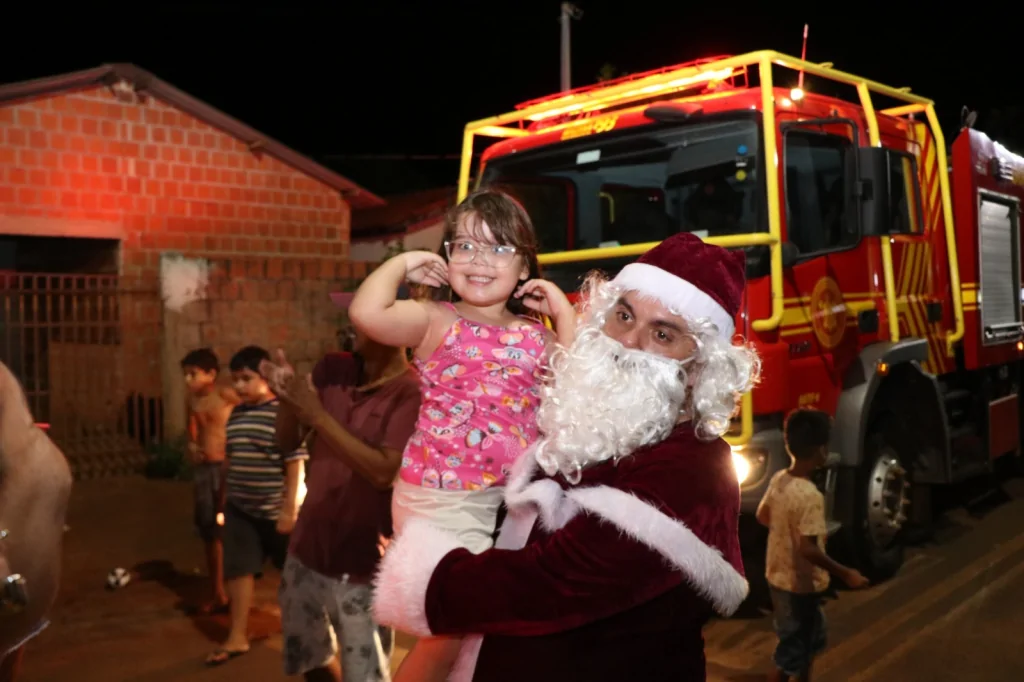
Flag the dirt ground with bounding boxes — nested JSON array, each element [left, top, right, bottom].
[[18, 476, 413, 681], [20, 474, 1024, 681]]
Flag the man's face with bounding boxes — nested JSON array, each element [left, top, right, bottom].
[[231, 368, 270, 404], [182, 366, 217, 395], [602, 291, 698, 362], [533, 286, 693, 482]]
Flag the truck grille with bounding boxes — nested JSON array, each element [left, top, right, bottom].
[[978, 193, 1022, 346]]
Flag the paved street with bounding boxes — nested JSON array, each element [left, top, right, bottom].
[[19, 474, 1024, 681]]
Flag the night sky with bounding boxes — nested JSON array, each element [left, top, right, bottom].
[[3, 2, 1021, 196]]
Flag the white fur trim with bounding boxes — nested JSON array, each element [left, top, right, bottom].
[[503, 448, 580, 534], [613, 261, 735, 338], [371, 518, 466, 636], [568, 485, 748, 616], [505, 445, 542, 499], [494, 506, 539, 550], [449, 635, 484, 682], [500, 449, 746, 614]]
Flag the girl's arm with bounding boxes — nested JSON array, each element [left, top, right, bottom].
[[516, 279, 578, 347], [348, 252, 446, 350], [551, 308, 578, 348]]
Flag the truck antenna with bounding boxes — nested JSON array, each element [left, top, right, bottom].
[[798, 23, 809, 90]]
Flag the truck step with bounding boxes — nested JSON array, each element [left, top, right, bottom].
[[943, 388, 973, 404]]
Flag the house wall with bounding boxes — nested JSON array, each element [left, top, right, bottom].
[[0, 85, 372, 460], [350, 219, 444, 262]]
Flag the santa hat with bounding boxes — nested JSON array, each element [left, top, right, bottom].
[[611, 233, 745, 338]]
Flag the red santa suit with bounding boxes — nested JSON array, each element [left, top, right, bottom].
[[374, 423, 747, 681], [373, 232, 751, 681]]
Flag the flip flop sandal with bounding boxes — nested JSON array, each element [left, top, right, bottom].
[[205, 648, 249, 667]]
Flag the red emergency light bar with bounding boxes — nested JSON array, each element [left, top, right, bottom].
[[514, 55, 738, 110]]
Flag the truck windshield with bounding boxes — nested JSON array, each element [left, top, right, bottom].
[[480, 118, 763, 285]]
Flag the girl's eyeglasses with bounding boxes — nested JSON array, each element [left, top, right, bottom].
[[444, 240, 518, 268]]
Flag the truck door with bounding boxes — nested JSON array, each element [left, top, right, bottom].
[[884, 124, 936, 370], [779, 119, 866, 413]]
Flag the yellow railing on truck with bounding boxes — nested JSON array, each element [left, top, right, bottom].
[[456, 50, 964, 446]]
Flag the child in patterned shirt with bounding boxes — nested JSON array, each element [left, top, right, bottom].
[[348, 188, 576, 682], [757, 408, 869, 682]]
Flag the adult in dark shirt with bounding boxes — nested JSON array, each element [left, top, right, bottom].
[[263, 299, 420, 682]]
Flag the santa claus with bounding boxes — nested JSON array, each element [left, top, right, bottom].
[[373, 232, 760, 681]]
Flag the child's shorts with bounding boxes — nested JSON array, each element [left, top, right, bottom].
[[391, 478, 504, 554], [770, 587, 827, 676], [222, 501, 289, 580], [193, 462, 224, 542]]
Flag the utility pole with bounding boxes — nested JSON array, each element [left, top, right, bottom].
[[560, 2, 582, 92]]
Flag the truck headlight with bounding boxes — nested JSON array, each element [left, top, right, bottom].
[[732, 449, 752, 484], [730, 445, 768, 486]]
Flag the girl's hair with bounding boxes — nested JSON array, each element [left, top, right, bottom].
[[433, 187, 542, 316]]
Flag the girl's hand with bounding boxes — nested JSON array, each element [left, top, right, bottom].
[[401, 251, 449, 288], [515, 279, 573, 321]]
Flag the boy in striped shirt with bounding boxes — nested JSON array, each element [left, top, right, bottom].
[[207, 345, 307, 667]]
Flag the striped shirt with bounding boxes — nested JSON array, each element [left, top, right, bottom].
[[225, 398, 307, 519]]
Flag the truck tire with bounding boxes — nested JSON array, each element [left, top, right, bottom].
[[850, 430, 910, 581]]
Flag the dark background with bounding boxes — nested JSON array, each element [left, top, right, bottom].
[[3, 1, 1021, 195]]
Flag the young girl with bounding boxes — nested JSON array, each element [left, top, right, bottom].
[[348, 188, 575, 682]]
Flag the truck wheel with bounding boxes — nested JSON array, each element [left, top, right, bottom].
[[854, 433, 910, 580]]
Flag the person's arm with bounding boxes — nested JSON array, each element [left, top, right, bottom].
[[282, 459, 305, 516], [755, 480, 772, 527], [274, 401, 307, 455], [0, 362, 73, 657], [378, 505, 684, 638], [374, 465, 745, 637], [755, 498, 771, 527], [219, 386, 241, 406], [515, 279, 577, 348], [797, 536, 851, 576], [310, 412, 403, 490], [794, 490, 868, 587], [552, 308, 577, 348], [185, 403, 202, 463], [276, 446, 308, 533], [348, 252, 441, 350]]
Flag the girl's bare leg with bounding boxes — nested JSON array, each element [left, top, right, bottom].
[[393, 636, 463, 682]]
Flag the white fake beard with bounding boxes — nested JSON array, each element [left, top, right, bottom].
[[534, 325, 689, 484]]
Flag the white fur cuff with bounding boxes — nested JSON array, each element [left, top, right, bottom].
[[371, 518, 466, 637]]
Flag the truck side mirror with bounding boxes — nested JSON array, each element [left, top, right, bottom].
[[857, 147, 892, 237]]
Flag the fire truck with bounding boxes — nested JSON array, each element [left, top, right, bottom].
[[455, 50, 1024, 580]]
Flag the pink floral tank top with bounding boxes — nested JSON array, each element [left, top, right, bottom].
[[400, 306, 547, 490]]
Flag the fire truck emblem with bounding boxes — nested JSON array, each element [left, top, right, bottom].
[[810, 276, 847, 349]]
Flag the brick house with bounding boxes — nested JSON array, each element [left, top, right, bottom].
[[349, 186, 454, 262], [0, 64, 384, 476]]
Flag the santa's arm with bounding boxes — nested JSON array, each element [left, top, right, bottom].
[[373, 510, 680, 638], [373, 478, 747, 637]]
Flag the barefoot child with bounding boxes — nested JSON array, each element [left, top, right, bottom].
[[756, 408, 870, 682], [181, 347, 239, 615], [206, 345, 307, 667], [349, 188, 575, 682]]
